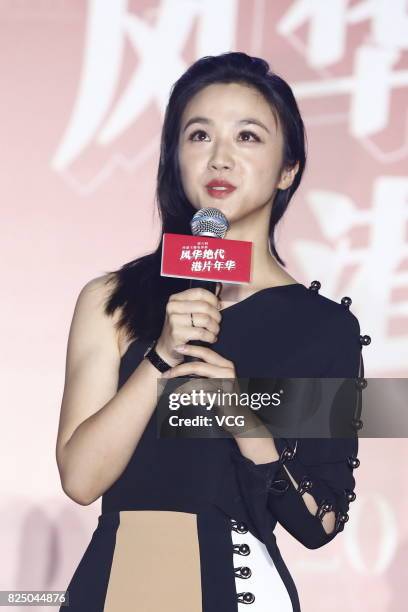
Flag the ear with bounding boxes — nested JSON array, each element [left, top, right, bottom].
[[277, 161, 300, 190]]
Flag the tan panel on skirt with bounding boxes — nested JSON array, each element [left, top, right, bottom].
[[103, 510, 203, 612]]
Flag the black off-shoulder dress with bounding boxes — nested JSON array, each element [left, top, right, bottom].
[[61, 282, 369, 612]]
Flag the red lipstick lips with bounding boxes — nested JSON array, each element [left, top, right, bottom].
[[206, 179, 236, 199]]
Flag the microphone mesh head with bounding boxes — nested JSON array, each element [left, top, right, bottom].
[[190, 208, 229, 238]]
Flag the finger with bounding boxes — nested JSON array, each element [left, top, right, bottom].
[[169, 378, 220, 397], [175, 343, 232, 367], [170, 288, 220, 312], [168, 299, 222, 324], [187, 312, 220, 335], [167, 288, 221, 320], [161, 362, 233, 379], [178, 324, 218, 345], [167, 313, 219, 343]]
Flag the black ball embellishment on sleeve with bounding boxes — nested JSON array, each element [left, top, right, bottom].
[[279, 446, 297, 463], [309, 280, 321, 293], [360, 334, 371, 346], [297, 477, 313, 495], [316, 499, 334, 520], [347, 456, 360, 469], [341, 296, 352, 308], [335, 511, 349, 532], [355, 377, 368, 390], [344, 489, 356, 502], [351, 418, 364, 431]]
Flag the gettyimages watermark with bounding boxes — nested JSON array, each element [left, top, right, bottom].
[[167, 387, 283, 411], [155, 376, 408, 439], [165, 385, 282, 432]]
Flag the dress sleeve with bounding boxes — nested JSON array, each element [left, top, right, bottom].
[[230, 291, 370, 550]]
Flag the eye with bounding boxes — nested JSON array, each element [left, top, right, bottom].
[[238, 130, 261, 142], [188, 129, 209, 141]]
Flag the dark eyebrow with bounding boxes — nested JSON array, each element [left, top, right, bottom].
[[182, 116, 211, 133], [182, 116, 271, 134], [238, 118, 270, 134]]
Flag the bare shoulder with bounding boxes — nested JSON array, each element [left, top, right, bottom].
[[77, 273, 116, 315], [69, 273, 121, 357]]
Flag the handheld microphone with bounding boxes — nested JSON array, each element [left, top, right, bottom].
[[185, 208, 229, 364]]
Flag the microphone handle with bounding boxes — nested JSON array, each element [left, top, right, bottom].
[[184, 278, 219, 366]]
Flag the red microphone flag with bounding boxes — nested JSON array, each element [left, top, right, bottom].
[[161, 233, 252, 284]]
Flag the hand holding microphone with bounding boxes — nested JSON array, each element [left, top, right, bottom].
[[155, 207, 230, 376], [155, 208, 241, 423], [184, 208, 229, 364], [155, 286, 222, 367], [153, 208, 258, 438]]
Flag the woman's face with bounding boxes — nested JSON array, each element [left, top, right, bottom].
[[178, 82, 295, 225]]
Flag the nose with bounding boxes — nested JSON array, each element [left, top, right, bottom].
[[208, 141, 234, 171]]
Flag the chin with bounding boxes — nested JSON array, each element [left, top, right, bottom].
[[194, 201, 218, 211]]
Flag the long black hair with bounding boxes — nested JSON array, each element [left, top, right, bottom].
[[104, 52, 307, 343]]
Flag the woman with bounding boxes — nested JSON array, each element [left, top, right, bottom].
[[56, 52, 369, 611]]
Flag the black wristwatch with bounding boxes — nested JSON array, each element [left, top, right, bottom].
[[143, 339, 172, 373]]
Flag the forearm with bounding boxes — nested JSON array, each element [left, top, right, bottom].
[[234, 422, 280, 463], [60, 358, 162, 505], [233, 421, 335, 533]]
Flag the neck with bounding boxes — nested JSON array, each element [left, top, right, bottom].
[[221, 209, 296, 297]]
